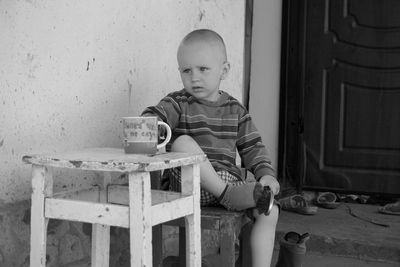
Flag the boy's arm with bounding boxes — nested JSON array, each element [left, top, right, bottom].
[[141, 93, 181, 129], [237, 112, 279, 194]]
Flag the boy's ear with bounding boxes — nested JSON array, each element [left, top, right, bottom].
[[220, 61, 231, 80]]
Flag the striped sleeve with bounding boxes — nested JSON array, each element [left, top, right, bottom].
[[141, 92, 182, 129], [236, 110, 275, 180]]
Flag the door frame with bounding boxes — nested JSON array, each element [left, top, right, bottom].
[[278, 0, 305, 190]]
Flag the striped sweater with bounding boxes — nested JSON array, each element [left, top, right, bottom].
[[142, 89, 275, 180]]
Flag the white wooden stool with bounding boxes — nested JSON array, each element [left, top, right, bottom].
[[22, 147, 205, 267]]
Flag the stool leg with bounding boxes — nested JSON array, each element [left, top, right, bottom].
[[92, 225, 110, 266], [219, 216, 236, 267], [181, 164, 201, 267], [129, 171, 152, 267], [91, 172, 111, 267], [151, 171, 164, 267], [152, 225, 163, 267], [30, 165, 53, 267], [238, 222, 253, 267], [178, 226, 186, 267]]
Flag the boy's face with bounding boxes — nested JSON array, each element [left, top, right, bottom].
[[177, 41, 230, 102]]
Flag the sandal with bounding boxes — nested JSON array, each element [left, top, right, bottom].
[[316, 192, 341, 209], [280, 195, 318, 215], [378, 201, 400, 216]]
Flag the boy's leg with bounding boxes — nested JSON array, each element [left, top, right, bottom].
[[250, 205, 279, 267], [170, 135, 226, 196], [171, 135, 269, 211]]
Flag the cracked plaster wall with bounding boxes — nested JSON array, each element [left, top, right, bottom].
[[0, 0, 245, 204], [0, 0, 245, 265]]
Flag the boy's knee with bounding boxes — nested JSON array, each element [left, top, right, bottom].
[[171, 135, 201, 153], [253, 204, 279, 225]]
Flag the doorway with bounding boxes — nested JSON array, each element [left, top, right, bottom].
[[280, 0, 400, 195]]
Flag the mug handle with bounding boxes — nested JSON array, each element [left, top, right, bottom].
[[157, 121, 172, 150]]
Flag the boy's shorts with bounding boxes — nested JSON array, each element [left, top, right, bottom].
[[165, 167, 245, 206]]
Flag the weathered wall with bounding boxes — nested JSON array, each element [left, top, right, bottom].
[[0, 0, 245, 265], [0, 0, 244, 203]]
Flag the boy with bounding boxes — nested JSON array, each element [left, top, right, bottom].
[[142, 29, 279, 266]]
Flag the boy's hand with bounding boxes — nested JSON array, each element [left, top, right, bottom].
[[258, 175, 280, 195]]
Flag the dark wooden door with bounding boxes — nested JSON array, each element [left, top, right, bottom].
[[281, 0, 400, 195]]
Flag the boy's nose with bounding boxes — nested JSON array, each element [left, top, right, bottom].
[[190, 70, 201, 81]]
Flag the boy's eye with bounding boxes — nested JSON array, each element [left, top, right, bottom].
[[182, 69, 191, 74], [199, 67, 209, 72]]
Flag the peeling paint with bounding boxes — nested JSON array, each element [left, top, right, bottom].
[[74, 96, 83, 105], [127, 79, 133, 109], [24, 53, 39, 79], [86, 58, 95, 71], [26, 53, 35, 63], [22, 155, 32, 163], [198, 9, 205, 21], [69, 161, 83, 168]]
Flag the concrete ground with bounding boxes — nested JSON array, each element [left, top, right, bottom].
[[271, 252, 400, 267], [273, 203, 400, 266], [69, 203, 400, 267]]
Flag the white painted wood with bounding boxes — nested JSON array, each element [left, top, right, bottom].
[[108, 185, 183, 205], [182, 164, 201, 267], [22, 148, 206, 173], [27, 148, 205, 267], [129, 171, 153, 267], [46, 194, 198, 229], [107, 185, 196, 226], [91, 224, 109, 267], [91, 172, 112, 267], [52, 186, 100, 202], [30, 165, 53, 267], [150, 196, 194, 226], [45, 198, 129, 228], [100, 172, 112, 193]]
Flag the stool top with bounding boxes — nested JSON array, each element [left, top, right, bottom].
[[22, 147, 206, 172]]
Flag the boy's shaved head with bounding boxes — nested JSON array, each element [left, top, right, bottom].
[[176, 29, 230, 102], [178, 29, 227, 62]]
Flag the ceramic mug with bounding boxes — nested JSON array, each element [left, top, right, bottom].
[[121, 116, 172, 154]]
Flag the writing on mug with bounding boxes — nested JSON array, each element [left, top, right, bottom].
[[124, 120, 156, 131], [128, 131, 156, 140]]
